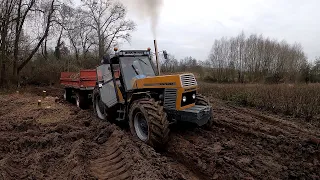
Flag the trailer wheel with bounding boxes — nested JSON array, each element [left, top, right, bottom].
[[64, 88, 72, 102], [195, 94, 213, 128], [76, 91, 89, 109], [93, 88, 106, 120], [129, 98, 170, 149]]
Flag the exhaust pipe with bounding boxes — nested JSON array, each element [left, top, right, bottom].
[[154, 40, 160, 75]]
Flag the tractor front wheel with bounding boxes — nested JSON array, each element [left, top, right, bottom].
[[129, 98, 170, 149]]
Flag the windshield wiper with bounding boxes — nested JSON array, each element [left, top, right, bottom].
[[132, 65, 139, 75], [135, 57, 148, 66]]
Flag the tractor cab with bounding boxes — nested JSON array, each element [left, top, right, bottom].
[[117, 51, 157, 91], [95, 49, 156, 109]]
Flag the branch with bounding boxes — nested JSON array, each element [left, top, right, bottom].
[[17, 0, 55, 72], [19, 0, 36, 33], [105, 27, 122, 51], [29, 8, 45, 13]]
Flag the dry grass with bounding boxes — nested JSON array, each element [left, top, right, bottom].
[[199, 82, 320, 121]]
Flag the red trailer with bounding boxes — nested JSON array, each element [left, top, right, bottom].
[[60, 69, 97, 109]]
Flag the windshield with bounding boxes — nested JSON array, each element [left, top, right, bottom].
[[120, 56, 156, 90]]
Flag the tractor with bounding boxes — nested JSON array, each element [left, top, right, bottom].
[[93, 48, 213, 148]]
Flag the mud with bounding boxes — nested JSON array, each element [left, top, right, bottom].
[[0, 89, 319, 179]]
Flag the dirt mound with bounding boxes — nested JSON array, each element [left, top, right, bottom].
[[0, 90, 319, 179], [0, 93, 115, 179]]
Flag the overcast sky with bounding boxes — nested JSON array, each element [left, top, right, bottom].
[[73, 0, 320, 61], [118, 0, 320, 61]]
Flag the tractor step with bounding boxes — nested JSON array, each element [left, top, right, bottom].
[[116, 117, 125, 121], [116, 109, 125, 121]]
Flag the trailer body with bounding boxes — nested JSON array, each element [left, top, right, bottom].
[[60, 69, 96, 108], [60, 70, 96, 90]]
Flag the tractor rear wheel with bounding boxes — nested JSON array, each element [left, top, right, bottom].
[[129, 98, 170, 149], [195, 94, 213, 128], [93, 87, 106, 120], [64, 88, 72, 102]]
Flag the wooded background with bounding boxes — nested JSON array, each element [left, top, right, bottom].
[[0, 0, 135, 86], [161, 32, 320, 84], [1, 0, 320, 87]]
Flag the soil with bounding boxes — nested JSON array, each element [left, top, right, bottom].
[[0, 88, 319, 180]]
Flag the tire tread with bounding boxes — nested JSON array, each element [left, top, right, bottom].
[[129, 98, 170, 149]]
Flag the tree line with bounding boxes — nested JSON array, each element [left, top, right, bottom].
[[0, 0, 135, 86], [162, 32, 320, 84], [206, 32, 307, 83]]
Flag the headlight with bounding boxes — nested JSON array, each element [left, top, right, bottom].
[[182, 96, 187, 102], [192, 94, 196, 99]]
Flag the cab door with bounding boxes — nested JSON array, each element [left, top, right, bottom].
[[96, 64, 118, 108]]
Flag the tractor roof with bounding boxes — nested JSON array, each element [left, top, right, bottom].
[[102, 50, 151, 65]]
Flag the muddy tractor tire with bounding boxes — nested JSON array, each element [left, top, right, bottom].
[[76, 91, 89, 109], [195, 94, 213, 128], [93, 88, 106, 120], [129, 98, 170, 149]]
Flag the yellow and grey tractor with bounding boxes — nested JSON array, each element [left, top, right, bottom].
[[93, 48, 213, 148]]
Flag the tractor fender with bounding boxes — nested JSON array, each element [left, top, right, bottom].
[[128, 92, 152, 109]]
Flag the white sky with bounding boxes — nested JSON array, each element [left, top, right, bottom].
[[76, 0, 320, 61]]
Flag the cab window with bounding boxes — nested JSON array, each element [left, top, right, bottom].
[[120, 56, 155, 90]]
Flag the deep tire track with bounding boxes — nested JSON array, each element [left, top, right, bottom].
[[220, 101, 320, 138], [209, 99, 320, 147], [165, 98, 320, 179], [89, 132, 131, 180]]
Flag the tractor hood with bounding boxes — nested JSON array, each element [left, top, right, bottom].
[[132, 73, 198, 89]]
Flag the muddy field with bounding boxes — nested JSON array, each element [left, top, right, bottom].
[[0, 88, 319, 180]]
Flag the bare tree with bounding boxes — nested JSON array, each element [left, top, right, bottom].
[[59, 5, 95, 63], [0, 0, 16, 85], [0, 0, 138, 86], [81, 0, 135, 59], [207, 32, 307, 83], [12, 0, 57, 84]]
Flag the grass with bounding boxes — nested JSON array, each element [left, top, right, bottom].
[[199, 82, 320, 121]]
